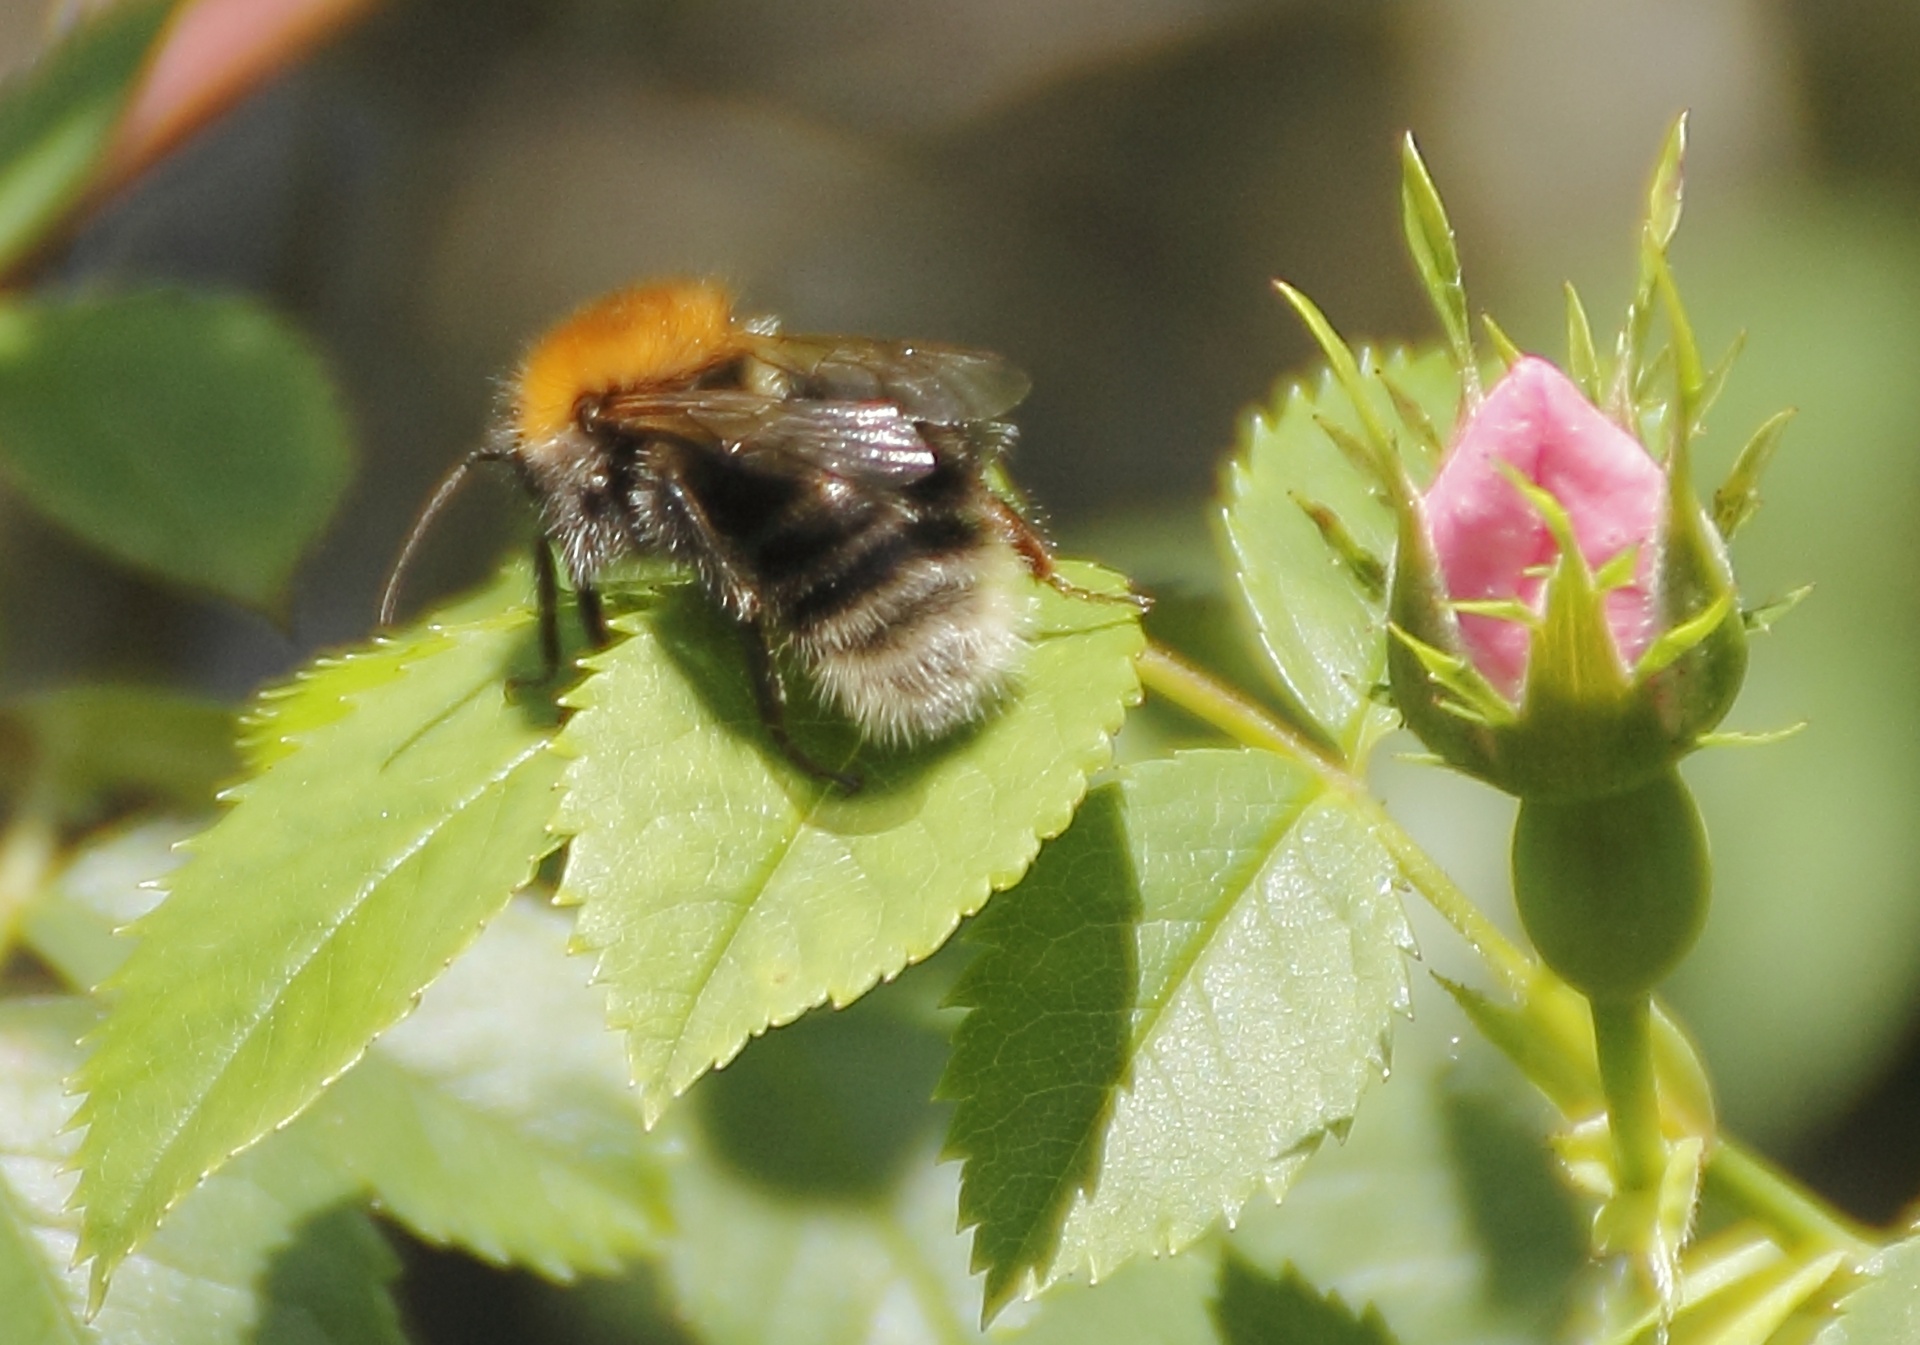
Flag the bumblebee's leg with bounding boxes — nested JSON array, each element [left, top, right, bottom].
[[531, 539, 562, 680], [985, 495, 1152, 611], [577, 582, 607, 647], [741, 622, 862, 793]]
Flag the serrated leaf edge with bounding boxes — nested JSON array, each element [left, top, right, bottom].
[[552, 586, 1143, 1124], [65, 615, 562, 1297]]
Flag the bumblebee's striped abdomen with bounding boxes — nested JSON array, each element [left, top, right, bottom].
[[666, 447, 1025, 743]]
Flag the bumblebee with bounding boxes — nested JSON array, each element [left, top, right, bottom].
[[383, 280, 1109, 785]]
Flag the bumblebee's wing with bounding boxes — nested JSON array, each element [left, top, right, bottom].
[[596, 390, 941, 482], [744, 333, 1031, 423]]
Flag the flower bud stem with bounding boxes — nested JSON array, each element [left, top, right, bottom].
[[1591, 994, 1664, 1192], [1134, 643, 1876, 1264]]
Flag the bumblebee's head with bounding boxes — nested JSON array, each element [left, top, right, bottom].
[[513, 279, 739, 444]]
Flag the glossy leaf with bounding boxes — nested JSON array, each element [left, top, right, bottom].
[[1224, 348, 1458, 760], [945, 749, 1413, 1300], [556, 563, 1142, 1123], [0, 997, 403, 1344], [941, 786, 1136, 1319], [305, 900, 666, 1280], [1211, 1254, 1399, 1345], [70, 575, 564, 1301], [0, 291, 352, 611], [0, 2, 172, 276]]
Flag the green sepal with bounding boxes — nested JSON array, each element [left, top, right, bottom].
[[1643, 114, 1689, 255], [1696, 723, 1807, 749], [1291, 492, 1387, 598], [1713, 408, 1796, 539], [1398, 132, 1478, 402], [1650, 246, 1707, 460], [1565, 282, 1602, 401], [1384, 495, 1505, 783], [1481, 313, 1523, 370], [1311, 413, 1394, 491], [1593, 543, 1641, 593], [1698, 330, 1748, 423], [1650, 444, 1749, 756], [1387, 622, 1517, 728], [1633, 590, 1734, 680], [1614, 114, 1688, 405], [1742, 585, 1812, 634], [1379, 371, 1444, 465], [1446, 598, 1536, 625], [1274, 281, 1405, 501]]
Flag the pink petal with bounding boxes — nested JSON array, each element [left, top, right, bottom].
[[1425, 357, 1666, 699]]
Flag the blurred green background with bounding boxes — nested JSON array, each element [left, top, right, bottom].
[[6, 0, 1920, 1336]]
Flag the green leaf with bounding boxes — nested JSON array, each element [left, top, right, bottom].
[[946, 749, 1413, 1300], [304, 899, 666, 1280], [0, 290, 352, 611], [0, 685, 234, 824], [1223, 348, 1458, 759], [0, 997, 404, 1344], [1211, 1254, 1399, 1345], [941, 786, 1137, 1320], [0, 2, 172, 276], [1815, 1237, 1920, 1343], [555, 562, 1141, 1123], [69, 571, 565, 1302], [26, 815, 665, 1285]]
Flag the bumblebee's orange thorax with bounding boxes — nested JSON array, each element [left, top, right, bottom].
[[513, 281, 739, 442]]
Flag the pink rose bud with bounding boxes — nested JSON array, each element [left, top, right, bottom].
[[1425, 357, 1666, 701]]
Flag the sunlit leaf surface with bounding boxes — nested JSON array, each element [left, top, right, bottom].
[[70, 575, 564, 1299], [556, 562, 1142, 1122], [945, 749, 1414, 1302]]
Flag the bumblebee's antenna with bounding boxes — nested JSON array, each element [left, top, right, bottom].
[[379, 450, 500, 628]]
